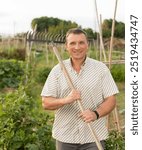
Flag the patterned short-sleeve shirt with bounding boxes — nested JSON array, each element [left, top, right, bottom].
[[41, 57, 119, 144]]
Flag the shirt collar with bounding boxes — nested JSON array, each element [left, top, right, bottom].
[[68, 56, 88, 72]]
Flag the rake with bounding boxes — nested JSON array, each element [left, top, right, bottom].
[[26, 31, 104, 150], [51, 43, 104, 150]]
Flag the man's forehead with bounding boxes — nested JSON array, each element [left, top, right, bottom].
[[66, 33, 87, 40]]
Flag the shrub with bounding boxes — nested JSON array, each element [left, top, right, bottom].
[[0, 86, 55, 150], [105, 130, 125, 150], [0, 59, 24, 89], [36, 67, 51, 84], [0, 48, 26, 61]]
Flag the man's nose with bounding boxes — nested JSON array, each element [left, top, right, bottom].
[[74, 43, 80, 49]]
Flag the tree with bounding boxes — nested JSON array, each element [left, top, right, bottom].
[[102, 19, 125, 38], [31, 16, 97, 39], [114, 22, 125, 38], [84, 28, 97, 39], [31, 16, 78, 33]]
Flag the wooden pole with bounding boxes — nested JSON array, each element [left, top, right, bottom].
[[52, 44, 104, 150], [109, 0, 118, 69], [99, 14, 102, 61], [108, 0, 121, 132], [25, 25, 37, 83], [94, 0, 107, 62]]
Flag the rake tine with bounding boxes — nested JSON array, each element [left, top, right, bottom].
[[45, 33, 50, 42], [29, 31, 33, 41], [53, 34, 58, 42], [38, 32, 42, 40], [41, 32, 45, 41], [60, 34, 66, 43], [47, 33, 53, 42], [36, 32, 41, 41], [26, 31, 30, 41], [43, 32, 48, 41]]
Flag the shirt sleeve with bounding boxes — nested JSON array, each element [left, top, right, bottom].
[[101, 67, 119, 99], [41, 65, 59, 98]]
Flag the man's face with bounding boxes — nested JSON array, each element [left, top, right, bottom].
[[65, 33, 88, 60]]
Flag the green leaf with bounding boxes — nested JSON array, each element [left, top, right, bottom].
[[0, 70, 4, 75], [25, 144, 39, 150]]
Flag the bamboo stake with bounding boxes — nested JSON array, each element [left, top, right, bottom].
[[25, 25, 37, 83], [108, 0, 121, 132], [94, 0, 107, 62], [109, 0, 118, 69], [52, 44, 104, 150], [99, 14, 102, 61]]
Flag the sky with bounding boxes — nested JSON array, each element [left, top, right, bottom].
[[0, 0, 124, 35]]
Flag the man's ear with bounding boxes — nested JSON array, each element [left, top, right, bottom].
[[65, 42, 68, 51], [87, 41, 89, 50]]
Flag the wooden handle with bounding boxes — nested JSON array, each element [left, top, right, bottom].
[[52, 45, 104, 150]]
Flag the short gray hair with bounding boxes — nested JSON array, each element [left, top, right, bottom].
[[65, 28, 88, 42]]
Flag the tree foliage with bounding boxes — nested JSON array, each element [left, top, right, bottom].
[[102, 19, 125, 38], [84, 28, 97, 39], [31, 17, 124, 39], [31, 16, 78, 34]]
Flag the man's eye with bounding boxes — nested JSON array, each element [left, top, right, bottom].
[[70, 42, 75, 46], [80, 42, 84, 45]]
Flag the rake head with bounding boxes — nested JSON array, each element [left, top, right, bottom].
[[26, 31, 66, 44]]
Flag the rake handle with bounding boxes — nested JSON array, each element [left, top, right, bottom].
[[52, 45, 104, 150]]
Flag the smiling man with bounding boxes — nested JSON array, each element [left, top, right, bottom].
[[41, 28, 119, 150]]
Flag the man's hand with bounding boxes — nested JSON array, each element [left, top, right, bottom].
[[79, 109, 97, 123], [63, 90, 81, 104]]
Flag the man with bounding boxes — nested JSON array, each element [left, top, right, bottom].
[[41, 28, 119, 150]]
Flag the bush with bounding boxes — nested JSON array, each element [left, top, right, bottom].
[[105, 130, 125, 150], [0, 86, 55, 150], [111, 64, 125, 82], [0, 48, 26, 61], [36, 67, 51, 84], [0, 59, 25, 89]]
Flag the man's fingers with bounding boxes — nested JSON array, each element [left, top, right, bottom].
[[79, 110, 96, 123]]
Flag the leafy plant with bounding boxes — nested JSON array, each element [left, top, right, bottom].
[[105, 130, 125, 150], [0, 86, 55, 150], [111, 64, 125, 82], [36, 67, 51, 84], [0, 48, 26, 61], [0, 59, 24, 89]]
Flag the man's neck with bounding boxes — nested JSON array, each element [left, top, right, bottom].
[[70, 56, 86, 73]]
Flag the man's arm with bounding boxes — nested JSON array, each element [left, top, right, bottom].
[[42, 90, 81, 110], [96, 95, 116, 117]]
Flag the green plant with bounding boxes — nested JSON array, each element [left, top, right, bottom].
[[111, 64, 125, 82], [0, 59, 24, 89], [0, 86, 55, 150], [36, 67, 51, 84], [105, 130, 125, 150], [0, 48, 26, 61]]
